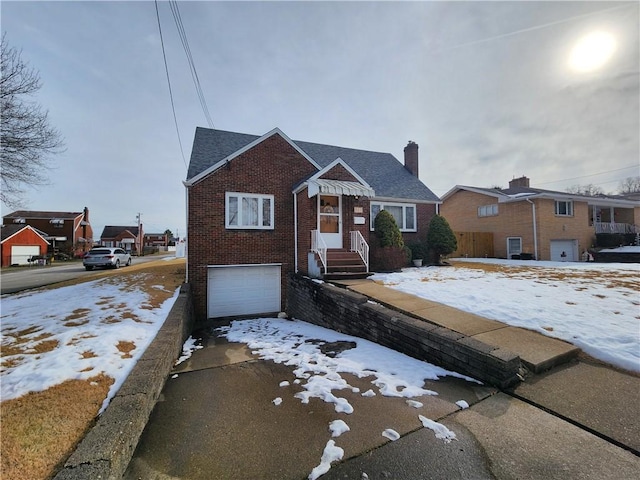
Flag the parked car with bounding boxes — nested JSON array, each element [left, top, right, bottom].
[[83, 247, 131, 271]]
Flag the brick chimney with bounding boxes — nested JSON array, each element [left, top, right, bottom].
[[404, 141, 419, 177], [509, 176, 530, 188]]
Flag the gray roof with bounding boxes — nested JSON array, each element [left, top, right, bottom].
[[187, 127, 440, 203], [1, 224, 49, 243], [3, 210, 83, 220], [449, 184, 640, 206], [101, 226, 140, 238]]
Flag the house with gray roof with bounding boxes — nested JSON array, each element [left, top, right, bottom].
[[441, 176, 640, 261], [184, 127, 440, 321], [99, 226, 143, 254]]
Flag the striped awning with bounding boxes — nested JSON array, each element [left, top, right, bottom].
[[307, 179, 375, 198]]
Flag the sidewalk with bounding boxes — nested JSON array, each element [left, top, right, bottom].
[[124, 281, 640, 479]]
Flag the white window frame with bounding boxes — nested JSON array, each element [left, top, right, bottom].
[[478, 204, 498, 217], [507, 237, 522, 258], [225, 192, 275, 230], [554, 200, 574, 217], [370, 202, 417, 232]]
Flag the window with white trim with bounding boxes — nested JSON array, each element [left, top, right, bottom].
[[226, 192, 274, 229], [370, 202, 417, 232], [554, 200, 573, 216], [478, 204, 498, 217], [507, 237, 522, 258]]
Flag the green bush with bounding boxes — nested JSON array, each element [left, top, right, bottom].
[[426, 215, 457, 265], [374, 210, 404, 248], [408, 242, 428, 260], [371, 210, 408, 272]]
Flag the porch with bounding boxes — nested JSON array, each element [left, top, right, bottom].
[[310, 230, 370, 280]]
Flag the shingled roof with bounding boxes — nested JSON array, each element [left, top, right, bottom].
[[1, 224, 50, 243], [100, 226, 140, 238], [186, 127, 440, 203], [3, 210, 83, 220]]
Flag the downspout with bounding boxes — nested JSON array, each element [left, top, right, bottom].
[[184, 184, 189, 283], [526, 199, 538, 260], [294, 191, 298, 273]]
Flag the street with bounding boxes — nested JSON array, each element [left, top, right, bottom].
[[0, 255, 176, 295]]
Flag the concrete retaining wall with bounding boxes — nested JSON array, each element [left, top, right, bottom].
[[54, 284, 194, 480], [288, 275, 520, 389]]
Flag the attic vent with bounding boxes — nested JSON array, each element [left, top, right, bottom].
[[50, 218, 65, 225], [13, 218, 26, 224]]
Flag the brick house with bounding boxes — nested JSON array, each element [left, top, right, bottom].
[[1, 224, 50, 266], [100, 226, 143, 255], [440, 176, 640, 261], [184, 127, 440, 321], [144, 233, 168, 248], [2, 207, 93, 257]]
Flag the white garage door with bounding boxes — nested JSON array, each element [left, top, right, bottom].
[[208, 265, 281, 318], [11, 245, 40, 265], [550, 240, 577, 262]]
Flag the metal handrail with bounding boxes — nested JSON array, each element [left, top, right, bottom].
[[311, 230, 328, 275], [350, 230, 369, 272], [594, 222, 638, 234]]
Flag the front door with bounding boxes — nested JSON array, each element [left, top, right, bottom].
[[319, 195, 342, 248]]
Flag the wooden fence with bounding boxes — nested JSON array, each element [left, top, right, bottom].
[[450, 232, 494, 258]]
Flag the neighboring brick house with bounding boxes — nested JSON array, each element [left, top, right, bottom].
[[441, 176, 640, 261], [185, 127, 440, 321], [1, 225, 50, 266], [100, 226, 143, 254], [2, 208, 93, 257], [144, 233, 168, 248]]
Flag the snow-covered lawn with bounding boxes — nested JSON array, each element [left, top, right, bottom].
[[1, 274, 180, 411], [371, 258, 640, 373]]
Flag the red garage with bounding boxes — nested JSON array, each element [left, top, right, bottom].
[[1, 225, 50, 267]]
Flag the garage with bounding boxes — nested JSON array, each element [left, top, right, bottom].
[[550, 240, 578, 262], [207, 264, 281, 318], [11, 245, 41, 266]]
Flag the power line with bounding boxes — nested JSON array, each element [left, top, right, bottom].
[[154, 0, 188, 169], [169, 0, 214, 129], [536, 165, 639, 186], [435, 3, 635, 54]]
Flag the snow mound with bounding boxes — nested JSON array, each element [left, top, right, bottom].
[[419, 415, 457, 443], [309, 440, 344, 480], [382, 429, 400, 441], [329, 419, 350, 438]]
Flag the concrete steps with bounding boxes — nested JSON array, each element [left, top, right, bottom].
[[317, 249, 370, 280]]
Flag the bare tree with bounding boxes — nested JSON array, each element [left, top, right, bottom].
[[565, 184, 604, 196], [618, 176, 640, 194], [1, 34, 64, 207]]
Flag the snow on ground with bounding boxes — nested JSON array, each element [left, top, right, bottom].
[[218, 318, 473, 479], [1, 277, 179, 411], [600, 246, 640, 253], [371, 258, 640, 372]]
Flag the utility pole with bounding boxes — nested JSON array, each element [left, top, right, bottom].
[[136, 213, 143, 256]]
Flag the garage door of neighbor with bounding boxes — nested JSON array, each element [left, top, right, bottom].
[[11, 246, 40, 265], [550, 240, 577, 262], [207, 264, 281, 318]]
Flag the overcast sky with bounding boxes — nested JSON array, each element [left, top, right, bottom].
[[2, 1, 638, 239]]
